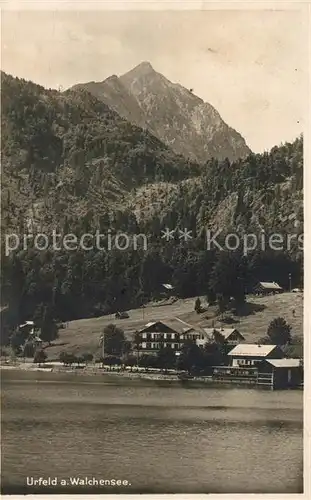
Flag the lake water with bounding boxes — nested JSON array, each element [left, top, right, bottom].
[[1, 370, 303, 494]]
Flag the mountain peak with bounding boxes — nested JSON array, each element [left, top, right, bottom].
[[134, 61, 154, 72], [69, 62, 251, 163], [123, 61, 156, 79]]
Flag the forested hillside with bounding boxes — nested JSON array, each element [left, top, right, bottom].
[[1, 71, 199, 234], [130, 137, 303, 239], [0, 72, 303, 340]]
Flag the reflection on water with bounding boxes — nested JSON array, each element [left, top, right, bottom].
[[1, 371, 303, 494]]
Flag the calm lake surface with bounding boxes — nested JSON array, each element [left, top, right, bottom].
[[1, 370, 303, 494]]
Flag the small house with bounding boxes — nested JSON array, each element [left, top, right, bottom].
[[161, 283, 174, 299], [19, 321, 35, 336], [162, 283, 174, 291], [203, 327, 245, 345], [254, 282, 283, 295], [213, 343, 303, 390], [173, 318, 204, 342], [228, 343, 283, 367], [261, 358, 303, 389]]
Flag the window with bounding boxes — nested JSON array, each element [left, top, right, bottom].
[[167, 334, 171, 340], [146, 343, 151, 349], [142, 332, 147, 339], [174, 343, 179, 350], [142, 342, 147, 349], [171, 333, 175, 339]]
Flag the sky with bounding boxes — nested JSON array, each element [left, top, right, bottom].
[[1, 8, 307, 152]]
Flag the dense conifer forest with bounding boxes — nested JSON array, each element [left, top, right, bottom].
[[1, 73, 303, 338]]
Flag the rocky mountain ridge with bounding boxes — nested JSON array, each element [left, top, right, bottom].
[[71, 61, 251, 163]]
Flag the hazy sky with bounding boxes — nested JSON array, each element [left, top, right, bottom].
[[1, 9, 307, 152]]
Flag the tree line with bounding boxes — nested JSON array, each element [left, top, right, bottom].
[[1, 246, 303, 345]]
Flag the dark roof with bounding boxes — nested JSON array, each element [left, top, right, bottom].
[[139, 318, 202, 335], [203, 327, 245, 340], [139, 321, 179, 334]]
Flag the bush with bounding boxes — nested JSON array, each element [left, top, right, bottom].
[[123, 354, 137, 368], [100, 355, 122, 369], [0, 347, 10, 360], [139, 354, 157, 368], [81, 352, 94, 364], [34, 350, 47, 364], [194, 297, 202, 313], [59, 351, 77, 366], [206, 289, 216, 305], [23, 342, 36, 358]]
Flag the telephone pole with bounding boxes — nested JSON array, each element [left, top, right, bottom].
[[99, 333, 105, 368]]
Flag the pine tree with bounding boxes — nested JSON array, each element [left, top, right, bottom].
[[267, 317, 292, 345]]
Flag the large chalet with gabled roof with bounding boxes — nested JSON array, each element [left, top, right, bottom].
[[138, 319, 204, 354]]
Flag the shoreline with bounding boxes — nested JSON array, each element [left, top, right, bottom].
[[0, 363, 245, 389], [1, 363, 211, 385], [1, 364, 302, 390]]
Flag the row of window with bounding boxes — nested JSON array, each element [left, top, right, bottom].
[[180, 334, 204, 340], [141, 332, 205, 340], [141, 342, 180, 350], [141, 333, 177, 340], [237, 359, 255, 366]]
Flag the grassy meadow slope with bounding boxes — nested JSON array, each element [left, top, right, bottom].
[[44, 292, 303, 360]]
